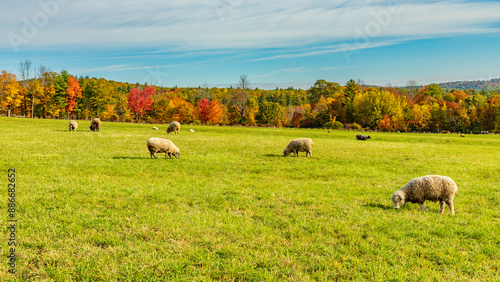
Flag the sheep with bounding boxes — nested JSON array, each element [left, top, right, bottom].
[[391, 175, 458, 214], [167, 121, 180, 134], [147, 137, 181, 159], [69, 120, 78, 131], [356, 134, 371, 140], [89, 118, 101, 132], [283, 138, 314, 157], [152, 127, 158, 130], [460, 134, 465, 137]]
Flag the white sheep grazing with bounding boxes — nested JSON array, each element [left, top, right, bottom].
[[167, 121, 181, 134], [69, 120, 78, 131], [147, 138, 181, 159], [283, 138, 314, 157], [391, 175, 458, 214]]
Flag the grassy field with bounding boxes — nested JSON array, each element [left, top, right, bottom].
[[1, 117, 500, 281]]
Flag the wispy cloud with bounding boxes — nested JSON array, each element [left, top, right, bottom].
[[248, 40, 405, 62], [2, 0, 500, 52]]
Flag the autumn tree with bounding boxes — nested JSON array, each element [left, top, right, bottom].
[[53, 70, 70, 118], [378, 115, 392, 132], [29, 79, 44, 117], [208, 99, 222, 124], [66, 76, 82, 118], [231, 75, 251, 120], [352, 88, 398, 128], [128, 86, 155, 122], [176, 100, 195, 123], [81, 77, 116, 119], [414, 83, 443, 104], [308, 79, 342, 106], [0, 71, 23, 117], [226, 102, 242, 125], [243, 97, 259, 126], [411, 104, 432, 131], [196, 99, 211, 124], [256, 101, 284, 126]]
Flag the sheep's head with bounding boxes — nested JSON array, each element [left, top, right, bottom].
[[283, 148, 291, 157], [174, 151, 180, 159], [391, 191, 405, 209], [367, 136, 371, 139]]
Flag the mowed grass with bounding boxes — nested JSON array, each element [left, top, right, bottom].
[[1, 117, 500, 281]]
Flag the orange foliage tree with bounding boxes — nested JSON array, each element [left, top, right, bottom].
[[378, 115, 392, 131], [66, 76, 82, 117]]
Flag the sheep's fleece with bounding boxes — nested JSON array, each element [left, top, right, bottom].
[[89, 118, 101, 132], [283, 138, 314, 157], [69, 120, 78, 131], [167, 121, 181, 134], [391, 175, 458, 214], [147, 138, 181, 159]]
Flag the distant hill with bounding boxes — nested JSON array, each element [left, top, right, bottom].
[[438, 78, 500, 90]]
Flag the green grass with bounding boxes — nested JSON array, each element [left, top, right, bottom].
[[1, 117, 500, 280]]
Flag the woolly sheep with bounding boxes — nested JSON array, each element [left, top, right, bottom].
[[167, 121, 180, 134], [69, 120, 78, 131], [89, 118, 101, 132], [391, 175, 458, 214], [147, 137, 181, 159], [283, 138, 314, 157], [356, 134, 371, 140]]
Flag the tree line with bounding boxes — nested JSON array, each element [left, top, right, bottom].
[[2, 61, 500, 133]]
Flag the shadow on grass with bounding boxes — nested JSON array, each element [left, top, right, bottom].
[[112, 156, 149, 160], [53, 129, 91, 132], [364, 203, 393, 210], [264, 154, 283, 157]]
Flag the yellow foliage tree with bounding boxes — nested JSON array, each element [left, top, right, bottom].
[[0, 71, 23, 117]]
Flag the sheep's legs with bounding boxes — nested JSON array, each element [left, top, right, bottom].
[[447, 201, 455, 215], [439, 201, 446, 214]]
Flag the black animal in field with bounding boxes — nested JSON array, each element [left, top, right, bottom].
[[356, 134, 371, 141]]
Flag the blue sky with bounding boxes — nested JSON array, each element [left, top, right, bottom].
[[1, 0, 500, 89]]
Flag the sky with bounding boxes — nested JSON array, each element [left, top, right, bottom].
[[1, 0, 500, 89]]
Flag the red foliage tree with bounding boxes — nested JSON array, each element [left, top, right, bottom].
[[197, 98, 211, 124], [291, 111, 303, 128], [128, 86, 155, 121]]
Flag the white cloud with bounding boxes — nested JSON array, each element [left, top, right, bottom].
[[1, 0, 500, 53]]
